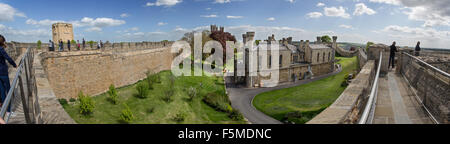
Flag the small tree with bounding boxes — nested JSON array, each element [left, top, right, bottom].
[[78, 91, 95, 115], [37, 40, 42, 49], [145, 72, 154, 90], [321, 35, 332, 43], [187, 87, 197, 101], [107, 84, 119, 104], [136, 82, 149, 99], [366, 41, 374, 52], [120, 104, 134, 123]]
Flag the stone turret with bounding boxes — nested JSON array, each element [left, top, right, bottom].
[[316, 36, 321, 44], [287, 37, 292, 44], [243, 32, 255, 45], [332, 36, 338, 49]]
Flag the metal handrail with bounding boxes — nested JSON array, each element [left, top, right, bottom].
[[359, 52, 382, 124], [403, 52, 450, 78], [0, 47, 38, 124]]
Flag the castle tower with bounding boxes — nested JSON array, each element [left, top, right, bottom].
[[316, 36, 321, 44], [52, 23, 74, 42]]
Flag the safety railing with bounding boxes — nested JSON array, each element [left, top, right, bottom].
[[400, 52, 449, 124], [0, 47, 41, 124], [359, 52, 382, 124]]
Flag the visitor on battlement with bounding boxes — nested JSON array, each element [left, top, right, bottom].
[[97, 41, 101, 49], [100, 40, 103, 49], [389, 41, 399, 69], [77, 40, 81, 50], [415, 41, 421, 56], [59, 40, 63, 51], [0, 34, 18, 114], [49, 40, 54, 51], [82, 38, 86, 50], [67, 40, 71, 51]]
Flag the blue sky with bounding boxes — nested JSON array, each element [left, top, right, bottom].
[[0, 0, 449, 48]]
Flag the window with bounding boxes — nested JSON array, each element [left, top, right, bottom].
[[317, 53, 320, 63], [269, 55, 272, 68], [279, 55, 283, 67], [323, 52, 325, 63]]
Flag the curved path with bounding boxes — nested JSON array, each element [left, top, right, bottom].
[[227, 66, 342, 124]]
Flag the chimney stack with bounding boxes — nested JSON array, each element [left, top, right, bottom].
[[316, 36, 321, 44]]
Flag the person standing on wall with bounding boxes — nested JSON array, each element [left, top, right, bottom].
[[67, 40, 71, 51], [415, 41, 421, 56], [59, 40, 63, 51], [97, 41, 101, 49], [389, 41, 398, 70], [48, 40, 54, 51], [82, 38, 86, 50], [100, 40, 103, 49], [77, 40, 81, 50], [0, 34, 18, 115]]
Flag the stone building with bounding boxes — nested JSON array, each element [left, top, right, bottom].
[[52, 23, 74, 42], [243, 33, 336, 87]]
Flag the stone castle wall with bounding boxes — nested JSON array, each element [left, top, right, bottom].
[[40, 43, 175, 99]]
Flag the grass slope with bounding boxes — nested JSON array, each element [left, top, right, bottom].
[[252, 57, 358, 124], [63, 71, 245, 124]]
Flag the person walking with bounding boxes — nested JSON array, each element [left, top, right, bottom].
[[97, 41, 101, 49], [67, 40, 71, 51], [100, 40, 103, 49], [415, 41, 421, 56], [389, 41, 398, 69], [0, 34, 17, 114]]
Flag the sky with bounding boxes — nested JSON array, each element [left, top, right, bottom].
[[0, 0, 449, 49]]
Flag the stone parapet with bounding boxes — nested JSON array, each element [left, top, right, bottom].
[[307, 60, 376, 124]]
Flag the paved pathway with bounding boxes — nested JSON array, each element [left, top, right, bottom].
[[373, 70, 434, 124], [227, 66, 342, 124]]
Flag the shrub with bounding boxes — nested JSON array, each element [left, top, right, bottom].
[[203, 92, 230, 112], [228, 109, 244, 121], [78, 92, 95, 115], [162, 88, 174, 103], [147, 106, 155, 114], [107, 84, 119, 104], [173, 112, 185, 123], [136, 82, 149, 99], [69, 98, 76, 102], [187, 87, 197, 101], [120, 104, 134, 123], [58, 99, 68, 106], [37, 40, 42, 49]]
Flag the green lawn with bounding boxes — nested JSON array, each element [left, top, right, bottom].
[[63, 71, 246, 124], [252, 57, 358, 124]]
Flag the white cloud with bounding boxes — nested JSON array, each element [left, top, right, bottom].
[[339, 24, 355, 29], [369, 0, 401, 5], [306, 12, 323, 18], [324, 6, 351, 19], [120, 13, 130, 18], [266, 17, 275, 21], [214, 0, 231, 4], [201, 14, 218, 18], [0, 24, 51, 42], [158, 22, 168, 26], [0, 3, 26, 22], [317, 2, 325, 7], [353, 3, 376, 16], [26, 17, 125, 33], [227, 15, 244, 19], [85, 27, 102, 32], [378, 25, 450, 48], [146, 0, 182, 7], [286, 0, 295, 3], [369, 0, 450, 27]]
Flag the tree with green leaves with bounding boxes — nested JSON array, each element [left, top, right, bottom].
[[107, 84, 119, 104], [37, 40, 42, 49], [366, 41, 374, 51], [321, 35, 332, 43]]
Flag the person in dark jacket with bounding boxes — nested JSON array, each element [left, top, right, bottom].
[[0, 34, 17, 113], [389, 41, 398, 69], [82, 38, 86, 50], [59, 40, 63, 51], [415, 41, 421, 56], [67, 40, 71, 51]]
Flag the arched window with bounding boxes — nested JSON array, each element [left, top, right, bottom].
[[323, 52, 325, 63], [317, 53, 320, 63]]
